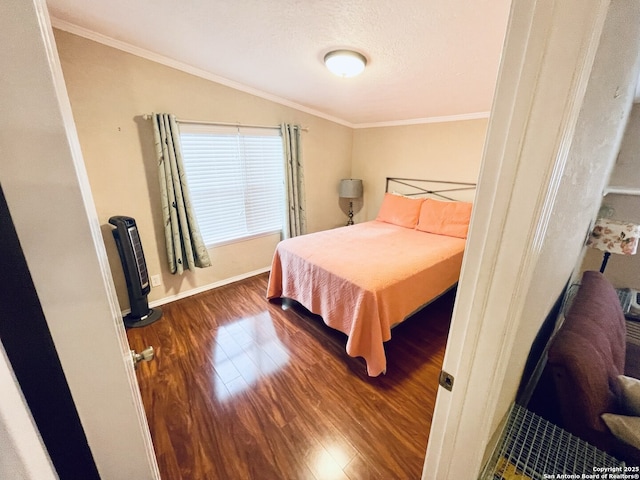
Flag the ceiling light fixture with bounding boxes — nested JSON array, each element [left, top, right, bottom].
[[324, 50, 367, 78]]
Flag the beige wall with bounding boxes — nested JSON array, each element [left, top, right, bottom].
[[55, 29, 489, 310], [54, 30, 353, 308], [581, 104, 640, 289], [351, 120, 488, 221]]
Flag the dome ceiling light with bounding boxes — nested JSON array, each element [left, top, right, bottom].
[[324, 50, 367, 78]]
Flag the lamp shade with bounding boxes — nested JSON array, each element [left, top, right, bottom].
[[339, 179, 363, 199], [587, 217, 640, 255]]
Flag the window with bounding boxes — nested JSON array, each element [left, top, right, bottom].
[[179, 123, 285, 247]]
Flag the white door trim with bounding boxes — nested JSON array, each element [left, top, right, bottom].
[[1, 1, 158, 477], [423, 1, 611, 478]]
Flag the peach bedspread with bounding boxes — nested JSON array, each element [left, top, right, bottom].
[[266, 220, 466, 376]]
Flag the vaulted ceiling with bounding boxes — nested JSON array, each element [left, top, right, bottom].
[[46, 0, 513, 127]]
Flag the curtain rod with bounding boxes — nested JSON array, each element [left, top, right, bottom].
[[142, 115, 308, 132]]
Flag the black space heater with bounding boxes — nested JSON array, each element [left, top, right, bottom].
[[108, 216, 162, 328]]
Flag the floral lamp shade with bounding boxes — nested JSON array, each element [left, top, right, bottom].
[[587, 217, 640, 272]]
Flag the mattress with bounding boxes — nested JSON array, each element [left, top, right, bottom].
[[267, 220, 466, 376]]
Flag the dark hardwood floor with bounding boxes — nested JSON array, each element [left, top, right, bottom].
[[126, 273, 453, 480]]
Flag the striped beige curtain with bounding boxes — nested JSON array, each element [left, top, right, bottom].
[[281, 124, 307, 238], [152, 113, 211, 274]]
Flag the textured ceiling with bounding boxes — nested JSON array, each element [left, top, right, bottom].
[[46, 0, 512, 126]]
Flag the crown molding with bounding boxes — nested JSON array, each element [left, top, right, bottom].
[[353, 111, 490, 129], [50, 17, 355, 128], [51, 17, 491, 130]]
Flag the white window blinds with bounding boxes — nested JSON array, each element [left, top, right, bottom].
[[179, 123, 285, 247]]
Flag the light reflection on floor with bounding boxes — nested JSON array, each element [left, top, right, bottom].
[[308, 441, 355, 479], [311, 447, 346, 479], [211, 311, 290, 401]]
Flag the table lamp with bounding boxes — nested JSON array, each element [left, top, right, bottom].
[[339, 179, 363, 226], [586, 217, 640, 272]]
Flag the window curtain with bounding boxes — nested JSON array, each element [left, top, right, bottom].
[[152, 113, 212, 274], [281, 124, 307, 238]]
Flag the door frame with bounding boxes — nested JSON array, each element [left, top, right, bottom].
[[423, 0, 625, 478], [1, 1, 158, 477]]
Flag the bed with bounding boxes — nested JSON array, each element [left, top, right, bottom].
[[266, 178, 476, 376]]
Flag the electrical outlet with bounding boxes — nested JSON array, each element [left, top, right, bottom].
[[150, 274, 162, 287]]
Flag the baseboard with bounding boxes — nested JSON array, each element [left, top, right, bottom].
[[121, 267, 271, 316]]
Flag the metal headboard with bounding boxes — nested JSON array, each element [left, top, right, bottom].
[[385, 177, 476, 202]]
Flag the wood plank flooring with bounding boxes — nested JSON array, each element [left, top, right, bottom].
[[126, 273, 453, 480]]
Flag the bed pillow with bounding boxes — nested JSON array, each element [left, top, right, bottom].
[[618, 375, 640, 416], [375, 193, 425, 228], [416, 199, 473, 238], [601, 413, 640, 449]]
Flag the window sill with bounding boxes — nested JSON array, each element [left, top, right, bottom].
[[206, 230, 282, 249]]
